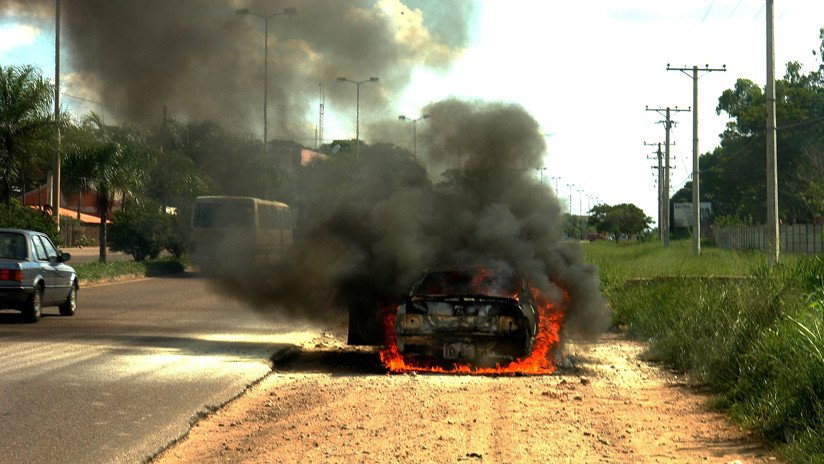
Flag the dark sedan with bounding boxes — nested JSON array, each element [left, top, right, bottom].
[[0, 229, 78, 322], [394, 268, 538, 367]]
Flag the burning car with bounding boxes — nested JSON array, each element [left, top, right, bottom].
[[392, 268, 539, 368]]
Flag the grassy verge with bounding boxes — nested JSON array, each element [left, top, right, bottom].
[[75, 257, 185, 284], [586, 240, 824, 461]]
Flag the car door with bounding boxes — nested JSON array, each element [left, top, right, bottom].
[[38, 235, 71, 304], [30, 234, 57, 303], [37, 235, 69, 304]]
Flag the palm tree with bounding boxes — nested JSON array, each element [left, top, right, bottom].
[[0, 65, 54, 204], [62, 113, 146, 262]]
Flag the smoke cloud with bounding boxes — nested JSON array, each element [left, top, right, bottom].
[[217, 99, 610, 341], [1, 0, 609, 339], [1, 0, 473, 138]]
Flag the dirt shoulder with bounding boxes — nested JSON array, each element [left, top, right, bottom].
[[152, 332, 780, 464]]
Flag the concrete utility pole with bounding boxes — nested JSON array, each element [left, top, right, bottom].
[[52, 0, 61, 230], [667, 63, 726, 256], [644, 141, 666, 243], [646, 106, 689, 248], [765, 0, 779, 263]]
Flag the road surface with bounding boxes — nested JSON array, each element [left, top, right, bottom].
[[0, 274, 319, 464]]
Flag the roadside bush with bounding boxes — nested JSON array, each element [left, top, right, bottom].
[[591, 241, 824, 461], [108, 202, 181, 261], [0, 199, 60, 244]]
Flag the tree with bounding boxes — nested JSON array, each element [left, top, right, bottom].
[[62, 113, 146, 262], [673, 29, 824, 225], [0, 65, 54, 204], [587, 203, 652, 236]]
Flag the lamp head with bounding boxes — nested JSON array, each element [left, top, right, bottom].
[[337, 77, 348, 82], [283, 7, 297, 15], [236, 8, 250, 15], [399, 115, 407, 121], [369, 77, 379, 82]]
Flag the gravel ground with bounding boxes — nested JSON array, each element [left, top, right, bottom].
[[152, 331, 780, 464]]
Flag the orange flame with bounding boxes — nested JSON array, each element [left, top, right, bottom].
[[379, 283, 567, 375]]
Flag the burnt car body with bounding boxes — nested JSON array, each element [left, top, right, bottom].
[[394, 269, 538, 366], [0, 229, 78, 323]]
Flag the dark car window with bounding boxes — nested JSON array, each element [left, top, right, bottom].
[[413, 270, 517, 298], [38, 235, 59, 260], [0, 232, 27, 260], [32, 236, 49, 261]]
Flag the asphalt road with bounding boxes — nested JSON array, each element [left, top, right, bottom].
[[0, 274, 319, 464]]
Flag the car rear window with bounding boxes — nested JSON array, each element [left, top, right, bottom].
[[413, 270, 518, 298], [0, 233, 27, 260]]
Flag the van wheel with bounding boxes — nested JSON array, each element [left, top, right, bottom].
[[59, 285, 77, 316], [23, 286, 42, 323]]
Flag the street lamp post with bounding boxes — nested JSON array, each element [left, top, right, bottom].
[[236, 6, 297, 156], [53, 0, 61, 230], [337, 76, 379, 157], [398, 114, 429, 158]]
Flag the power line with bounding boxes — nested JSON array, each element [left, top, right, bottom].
[[700, 0, 716, 23]]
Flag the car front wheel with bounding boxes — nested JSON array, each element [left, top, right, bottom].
[[23, 287, 42, 323], [59, 285, 77, 316]]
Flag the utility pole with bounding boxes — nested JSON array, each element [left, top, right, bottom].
[[578, 188, 584, 239], [646, 106, 689, 248], [765, 0, 779, 263], [667, 63, 726, 256], [644, 141, 666, 242], [317, 82, 325, 149]]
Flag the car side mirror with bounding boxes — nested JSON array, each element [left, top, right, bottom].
[[59, 252, 72, 262]]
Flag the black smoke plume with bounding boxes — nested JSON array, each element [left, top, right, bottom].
[[1, 0, 473, 137], [216, 99, 610, 341]]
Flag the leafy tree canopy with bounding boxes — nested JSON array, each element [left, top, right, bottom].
[[674, 27, 824, 225], [588, 203, 652, 236]]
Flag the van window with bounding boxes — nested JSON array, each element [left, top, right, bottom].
[[193, 202, 254, 228]]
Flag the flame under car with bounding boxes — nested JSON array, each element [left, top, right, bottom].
[[394, 270, 538, 367]]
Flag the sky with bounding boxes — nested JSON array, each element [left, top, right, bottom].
[[2, 1, 824, 224]]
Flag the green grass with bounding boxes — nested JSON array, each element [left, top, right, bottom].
[[586, 239, 824, 462], [74, 257, 185, 283]]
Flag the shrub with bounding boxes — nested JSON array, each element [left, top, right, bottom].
[[601, 247, 824, 461], [108, 202, 181, 261], [0, 199, 60, 244]]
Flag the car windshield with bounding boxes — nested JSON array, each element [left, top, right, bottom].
[[0, 233, 27, 260], [413, 270, 517, 299]]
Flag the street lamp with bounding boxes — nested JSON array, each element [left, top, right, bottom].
[[549, 176, 561, 194], [337, 76, 379, 157], [398, 114, 429, 159], [236, 6, 297, 156]]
